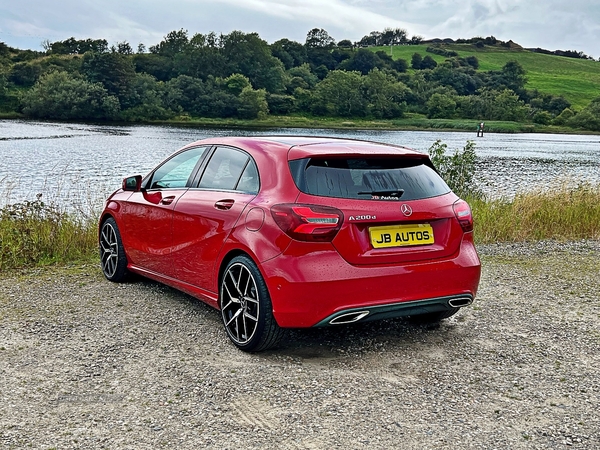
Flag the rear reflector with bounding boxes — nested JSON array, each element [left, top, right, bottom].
[[271, 204, 344, 242]]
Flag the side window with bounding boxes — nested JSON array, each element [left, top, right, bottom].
[[236, 159, 259, 193], [199, 147, 250, 191], [149, 147, 206, 189]]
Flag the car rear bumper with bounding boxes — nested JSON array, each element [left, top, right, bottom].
[[261, 238, 481, 328], [314, 294, 474, 327]]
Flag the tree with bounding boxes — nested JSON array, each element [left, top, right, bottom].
[[483, 60, 527, 97], [420, 55, 438, 70], [8, 61, 43, 86], [132, 53, 174, 81], [0, 72, 7, 99], [150, 29, 189, 57], [458, 88, 528, 121], [312, 70, 366, 117], [81, 51, 136, 101], [411, 53, 423, 70], [116, 41, 134, 55], [271, 39, 307, 69], [427, 93, 457, 118], [120, 73, 176, 120], [223, 73, 251, 96], [392, 58, 409, 73], [166, 75, 208, 116], [221, 31, 287, 93], [21, 71, 120, 120], [238, 86, 268, 119], [287, 63, 319, 92], [500, 60, 527, 92], [432, 63, 481, 95], [266, 93, 296, 114], [339, 48, 383, 75], [552, 107, 575, 125], [380, 28, 408, 45], [464, 56, 479, 69], [174, 36, 227, 80], [567, 97, 600, 131], [363, 69, 408, 118], [305, 28, 336, 49], [49, 37, 108, 54]]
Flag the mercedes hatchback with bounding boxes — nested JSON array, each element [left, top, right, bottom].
[[99, 137, 481, 351]]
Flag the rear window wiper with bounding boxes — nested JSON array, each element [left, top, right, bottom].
[[358, 189, 405, 197]]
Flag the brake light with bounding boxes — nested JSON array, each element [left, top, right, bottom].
[[453, 199, 473, 232], [271, 204, 344, 242]]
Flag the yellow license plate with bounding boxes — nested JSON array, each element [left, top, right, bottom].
[[369, 224, 434, 248]]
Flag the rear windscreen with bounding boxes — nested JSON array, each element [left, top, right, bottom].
[[289, 157, 450, 201]]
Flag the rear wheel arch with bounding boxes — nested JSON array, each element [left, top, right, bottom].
[[217, 249, 262, 296]]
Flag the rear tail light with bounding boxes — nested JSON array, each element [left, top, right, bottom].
[[453, 199, 474, 232], [271, 204, 344, 242]]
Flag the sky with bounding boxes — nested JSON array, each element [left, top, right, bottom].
[[1, 0, 600, 58]]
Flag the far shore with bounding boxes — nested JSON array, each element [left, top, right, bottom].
[[1, 112, 598, 135]]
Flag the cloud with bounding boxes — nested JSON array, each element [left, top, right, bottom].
[[0, 0, 599, 57]]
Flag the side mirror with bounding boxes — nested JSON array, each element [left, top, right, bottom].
[[122, 175, 142, 192]]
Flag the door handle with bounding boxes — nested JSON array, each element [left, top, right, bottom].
[[161, 196, 176, 205], [215, 199, 235, 210]]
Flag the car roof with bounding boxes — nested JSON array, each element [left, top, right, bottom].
[[185, 136, 427, 160]]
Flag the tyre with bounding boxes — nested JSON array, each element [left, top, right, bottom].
[[408, 308, 459, 324], [220, 255, 286, 352], [99, 217, 129, 282]]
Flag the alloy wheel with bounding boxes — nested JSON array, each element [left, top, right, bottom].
[[100, 222, 119, 278], [221, 262, 260, 345]]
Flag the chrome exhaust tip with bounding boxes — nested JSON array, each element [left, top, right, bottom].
[[448, 297, 473, 308], [329, 310, 370, 325]]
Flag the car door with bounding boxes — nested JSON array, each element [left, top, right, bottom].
[[171, 146, 260, 291], [121, 146, 208, 277]]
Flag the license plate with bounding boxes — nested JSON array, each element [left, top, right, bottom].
[[369, 224, 434, 248]]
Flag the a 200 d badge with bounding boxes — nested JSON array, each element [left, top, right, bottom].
[[348, 215, 377, 221]]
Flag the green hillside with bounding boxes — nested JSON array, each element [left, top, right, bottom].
[[372, 44, 600, 110]]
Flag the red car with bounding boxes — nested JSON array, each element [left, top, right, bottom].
[[99, 137, 481, 351]]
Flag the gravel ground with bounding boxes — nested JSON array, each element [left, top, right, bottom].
[[1, 240, 599, 449]]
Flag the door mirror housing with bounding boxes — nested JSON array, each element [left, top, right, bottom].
[[122, 175, 142, 192]]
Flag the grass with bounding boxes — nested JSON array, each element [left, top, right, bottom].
[[0, 197, 98, 271], [372, 44, 600, 110], [164, 113, 580, 134], [1, 184, 599, 272], [471, 183, 600, 243]]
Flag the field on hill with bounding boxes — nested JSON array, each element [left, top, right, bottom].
[[373, 44, 600, 110]]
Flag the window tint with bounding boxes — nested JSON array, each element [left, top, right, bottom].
[[236, 159, 259, 193], [199, 147, 250, 191], [149, 147, 206, 189], [289, 157, 450, 201]]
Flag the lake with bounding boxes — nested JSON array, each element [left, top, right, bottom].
[[1, 119, 599, 208]]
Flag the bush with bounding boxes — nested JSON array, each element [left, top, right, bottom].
[[428, 140, 480, 199], [21, 71, 120, 120]]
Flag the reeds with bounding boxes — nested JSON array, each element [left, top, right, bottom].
[[470, 182, 600, 243], [0, 195, 98, 270]]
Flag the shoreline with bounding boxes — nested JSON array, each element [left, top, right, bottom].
[[2, 113, 598, 135]]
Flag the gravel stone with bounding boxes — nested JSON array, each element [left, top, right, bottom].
[[1, 240, 599, 449]]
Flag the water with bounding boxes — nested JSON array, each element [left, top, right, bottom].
[[1, 119, 599, 207]]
